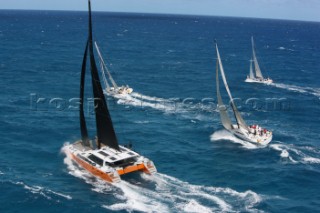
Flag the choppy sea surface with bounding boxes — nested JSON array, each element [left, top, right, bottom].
[[0, 10, 320, 212]]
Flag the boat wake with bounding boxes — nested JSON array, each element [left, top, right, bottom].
[[210, 130, 263, 149], [113, 92, 178, 113], [130, 92, 167, 102], [210, 131, 320, 164], [271, 83, 320, 98], [63, 155, 263, 212], [4, 179, 72, 201], [109, 91, 216, 120], [269, 142, 320, 164]]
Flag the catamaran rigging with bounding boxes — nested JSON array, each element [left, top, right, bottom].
[[63, 0, 156, 183]]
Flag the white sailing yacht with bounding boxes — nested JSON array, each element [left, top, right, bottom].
[[215, 41, 272, 145], [63, 0, 156, 183], [95, 41, 133, 95], [245, 37, 273, 84]]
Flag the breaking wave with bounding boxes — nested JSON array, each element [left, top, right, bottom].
[[63, 155, 263, 212]]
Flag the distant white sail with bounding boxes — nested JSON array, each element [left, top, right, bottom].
[[251, 36, 264, 79]]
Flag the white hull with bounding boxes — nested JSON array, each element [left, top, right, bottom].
[[107, 86, 133, 95], [63, 141, 156, 183], [229, 125, 272, 146], [245, 77, 273, 84]]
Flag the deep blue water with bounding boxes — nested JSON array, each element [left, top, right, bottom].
[[1, 10, 320, 212]]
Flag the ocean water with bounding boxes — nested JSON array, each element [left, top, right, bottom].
[[1, 10, 320, 213]]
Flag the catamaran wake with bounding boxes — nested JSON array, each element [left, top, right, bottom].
[[271, 83, 320, 98], [63, 155, 263, 213]]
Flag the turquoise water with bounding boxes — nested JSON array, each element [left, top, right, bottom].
[[0, 10, 320, 212]]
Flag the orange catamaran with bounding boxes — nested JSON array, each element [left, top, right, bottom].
[[63, 0, 156, 183]]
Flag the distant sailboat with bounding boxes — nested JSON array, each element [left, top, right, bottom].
[[95, 41, 133, 95], [245, 37, 273, 84], [215, 41, 272, 145], [63, 0, 156, 183]]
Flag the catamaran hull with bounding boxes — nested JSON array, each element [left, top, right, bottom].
[[63, 142, 157, 183]]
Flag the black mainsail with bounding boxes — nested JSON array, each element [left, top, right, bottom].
[[79, 0, 120, 151]]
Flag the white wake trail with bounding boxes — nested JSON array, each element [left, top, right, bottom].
[[63, 154, 263, 212], [112, 93, 178, 113], [271, 83, 320, 98], [130, 92, 168, 102]]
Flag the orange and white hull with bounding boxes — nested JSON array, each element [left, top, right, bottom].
[[63, 141, 156, 183]]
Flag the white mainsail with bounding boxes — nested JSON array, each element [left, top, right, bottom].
[[215, 43, 248, 130], [94, 42, 118, 89], [251, 36, 264, 79]]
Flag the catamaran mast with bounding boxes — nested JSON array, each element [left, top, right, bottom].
[[78, 0, 120, 150], [94, 42, 118, 89]]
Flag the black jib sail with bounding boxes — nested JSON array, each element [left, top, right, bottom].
[[79, 0, 120, 151]]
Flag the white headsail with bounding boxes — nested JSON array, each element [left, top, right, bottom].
[[251, 36, 264, 79]]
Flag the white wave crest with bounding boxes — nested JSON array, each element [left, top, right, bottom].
[[302, 157, 320, 164], [269, 144, 297, 163], [270, 143, 320, 164]]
